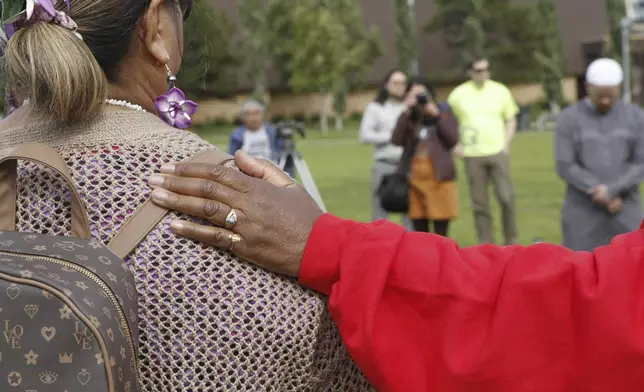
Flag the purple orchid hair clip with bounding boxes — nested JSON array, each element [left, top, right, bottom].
[[155, 87, 199, 129], [3, 0, 80, 40]]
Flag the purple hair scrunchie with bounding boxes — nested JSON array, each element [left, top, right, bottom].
[[4, 0, 80, 40]]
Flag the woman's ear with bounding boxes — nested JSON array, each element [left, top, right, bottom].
[[140, 0, 170, 65]]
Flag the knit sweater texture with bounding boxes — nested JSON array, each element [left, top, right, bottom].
[[0, 109, 371, 391]]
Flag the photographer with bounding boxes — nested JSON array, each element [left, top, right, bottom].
[[229, 99, 295, 177], [392, 77, 459, 235]]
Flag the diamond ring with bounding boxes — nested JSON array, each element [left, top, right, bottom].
[[225, 208, 238, 229]]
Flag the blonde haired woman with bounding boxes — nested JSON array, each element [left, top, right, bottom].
[[0, 0, 370, 390]]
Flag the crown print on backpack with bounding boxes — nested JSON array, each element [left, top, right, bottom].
[[59, 352, 74, 364]]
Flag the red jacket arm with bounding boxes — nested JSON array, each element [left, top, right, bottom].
[[299, 214, 644, 392]]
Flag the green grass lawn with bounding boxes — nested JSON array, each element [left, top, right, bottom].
[[198, 122, 564, 246]]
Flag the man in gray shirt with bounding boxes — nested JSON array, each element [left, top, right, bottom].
[[555, 58, 644, 251]]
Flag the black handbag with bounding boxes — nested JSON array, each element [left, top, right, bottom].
[[377, 171, 409, 213], [377, 153, 410, 215], [377, 112, 420, 214]]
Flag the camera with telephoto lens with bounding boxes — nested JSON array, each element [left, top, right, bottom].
[[275, 120, 306, 140]]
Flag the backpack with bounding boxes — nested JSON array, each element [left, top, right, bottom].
[[0, 143, 230, 392]]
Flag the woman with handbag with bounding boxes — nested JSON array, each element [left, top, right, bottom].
[[359, 69, 413, 229], [391, 77, 459, 235]]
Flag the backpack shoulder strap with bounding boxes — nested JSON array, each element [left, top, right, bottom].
[[0, 143, 91, 238], [107, 148, 234, 259]]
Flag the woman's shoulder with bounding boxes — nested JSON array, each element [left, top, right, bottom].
[[0, 107, 31, 133], [364, 101, 383, 113], [361, 102, 386, 122], [0, 110, 218, 161], [105, 111, 219, 158], [437, 101, 452, 113]]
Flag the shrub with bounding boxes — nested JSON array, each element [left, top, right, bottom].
[[348, 110, 363, 122], [308, 113, 321, 125]]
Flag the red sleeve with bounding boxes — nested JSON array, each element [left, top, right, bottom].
[[299, 214, 644, 392]]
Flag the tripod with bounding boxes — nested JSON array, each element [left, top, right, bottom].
[[277, 138, 327, 212]]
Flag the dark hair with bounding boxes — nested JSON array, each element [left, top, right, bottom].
[[406, 76, 436, 98], [406, 76, 436, 122], [5, 0, 189, 123], [374, 68, 405, 105]]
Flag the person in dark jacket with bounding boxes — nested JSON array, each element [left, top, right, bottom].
[[228, 99, 295, 178], [392, 77, 460, 235]]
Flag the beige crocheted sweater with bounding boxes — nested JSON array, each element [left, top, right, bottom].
[[0, 109, 372, 391]]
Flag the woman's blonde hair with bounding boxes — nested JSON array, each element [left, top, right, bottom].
[[6, 22, 107, 123], [2, 0, 167, 124]]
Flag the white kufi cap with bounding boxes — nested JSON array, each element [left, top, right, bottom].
[[586, 58, 624, 87]]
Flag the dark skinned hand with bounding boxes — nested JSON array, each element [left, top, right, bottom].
[[147, 151, 324, 277]]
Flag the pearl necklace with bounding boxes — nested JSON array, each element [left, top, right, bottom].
[[20, 98, 148, 113], [105, 99, 147, 112]]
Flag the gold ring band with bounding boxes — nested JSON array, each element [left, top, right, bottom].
[[228, 233, 241, 251]]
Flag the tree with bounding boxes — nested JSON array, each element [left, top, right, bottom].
[[286, 0, 381, 132], [327, 0, 381, 130], [605, 0, 636, 100], [485, 1, 546, 81], [606, 0, 626, 62], [238, 0, 271, 105], [178, 0, 239, 98], [287, 3, 345, 133], [266, 0, 298, 85], [426, 0, 545, 82], [532, 0, 565, 106], [426, 0, 486, 69], [394, 0, 417, 75], [332, 79, 348, 131]]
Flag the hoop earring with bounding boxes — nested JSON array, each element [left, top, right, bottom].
[[154, 64, 198, 129]]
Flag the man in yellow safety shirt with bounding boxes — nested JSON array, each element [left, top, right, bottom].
[[448, 57, 520, 245]]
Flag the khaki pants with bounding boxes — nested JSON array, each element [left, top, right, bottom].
[[464, 152, 517, 244]]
